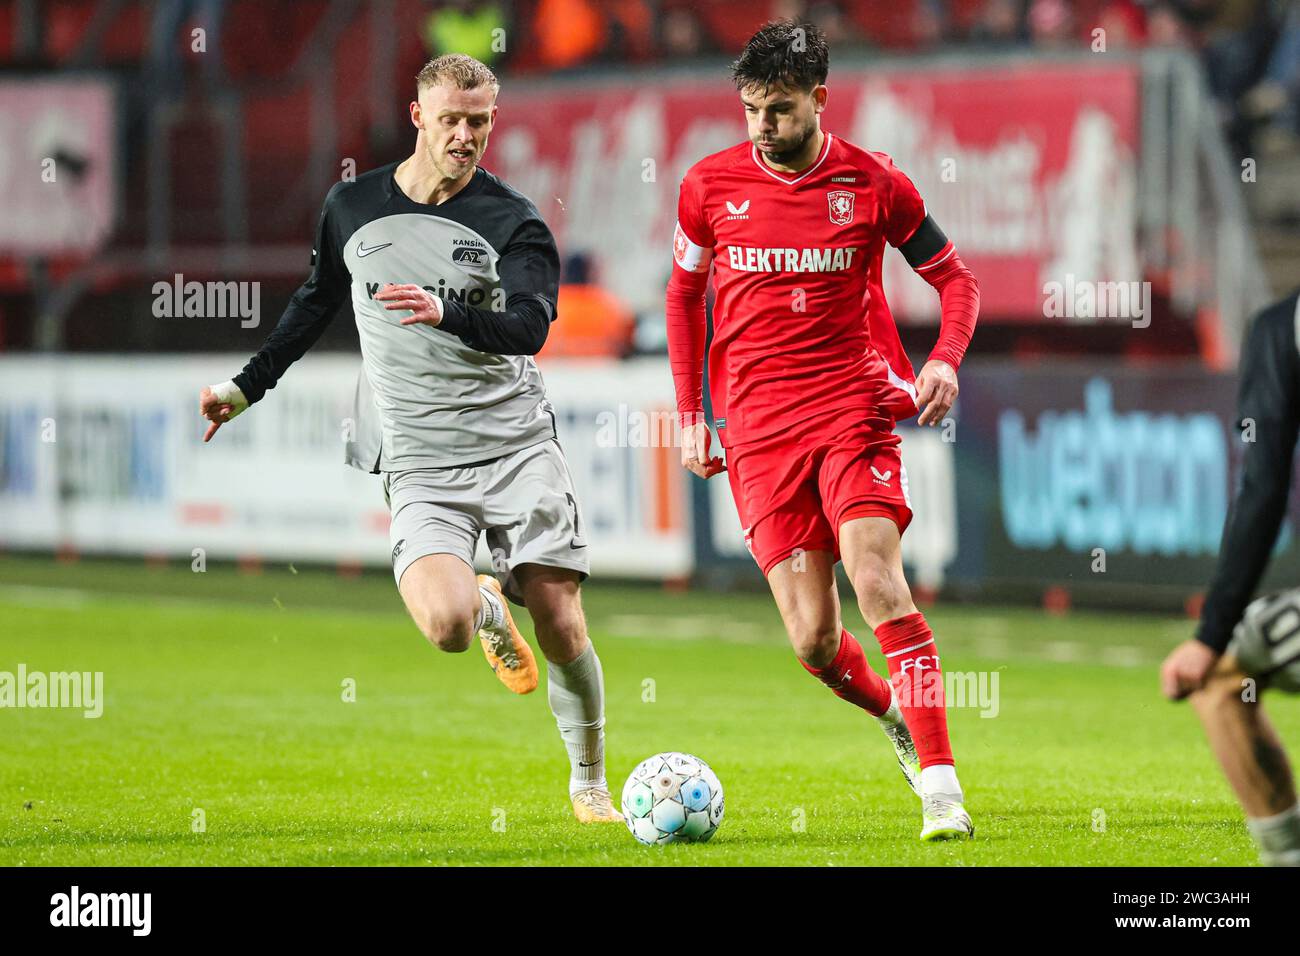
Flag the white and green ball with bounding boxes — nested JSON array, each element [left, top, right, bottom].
[[621, 752, 724, 845]]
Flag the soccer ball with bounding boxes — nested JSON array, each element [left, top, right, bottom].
[[621, 751, 724, 845]]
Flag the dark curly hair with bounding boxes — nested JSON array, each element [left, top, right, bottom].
[[730, 19, 829, 93]]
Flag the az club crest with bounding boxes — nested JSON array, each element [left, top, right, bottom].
[[827, 190, 855, 225]]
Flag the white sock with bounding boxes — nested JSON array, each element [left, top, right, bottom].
[[920, 764, 963, 801], [475, 582, 504, 633], [547, 644, 606, 796], [875, 693, 903, 727], [1247, 804, 1300, 866]]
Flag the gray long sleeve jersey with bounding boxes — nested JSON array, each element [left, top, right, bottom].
[[232, 162, 561, 472]]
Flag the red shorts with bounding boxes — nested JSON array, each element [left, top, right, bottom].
[[724, 413, 912, 575]]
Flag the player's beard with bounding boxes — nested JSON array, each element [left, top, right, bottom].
[[757, 118, 818, 167]]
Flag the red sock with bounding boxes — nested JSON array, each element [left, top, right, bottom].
[[800, 629, 893, 717], [874, 612, 954, 768]]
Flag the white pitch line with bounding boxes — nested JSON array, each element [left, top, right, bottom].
[[1042, 641, 1085, 663], [1100, 645, 1146, 668], [601, 613, 769, 644], [0, 582, 390, 621], [0, 584, 92, 609]]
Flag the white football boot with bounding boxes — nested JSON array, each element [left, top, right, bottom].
[[920, 794, 975, 842], [875, 693, 922, 798]]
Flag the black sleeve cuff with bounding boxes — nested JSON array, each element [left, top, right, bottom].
[[435, 298, 470, 336], [1196, 620, 1233, 655], [232, 372, 261, 404]]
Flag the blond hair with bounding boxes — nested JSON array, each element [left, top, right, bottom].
[[416, 54, 499, 96]]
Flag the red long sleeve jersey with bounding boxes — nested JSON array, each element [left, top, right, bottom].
[[668, 133, 934, 447]]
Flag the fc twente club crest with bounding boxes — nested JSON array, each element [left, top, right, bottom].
[[827, 190, 855, 225]]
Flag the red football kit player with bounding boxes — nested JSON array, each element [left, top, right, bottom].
[[665, 20, 979, 840]]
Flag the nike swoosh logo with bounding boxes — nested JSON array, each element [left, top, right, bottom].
[[578, 760, 599, 768], [356, 241, 392, 258]]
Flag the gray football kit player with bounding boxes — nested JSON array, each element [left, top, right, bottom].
[[230, 162, 589, 601], [1198, 290, 1300, 690]]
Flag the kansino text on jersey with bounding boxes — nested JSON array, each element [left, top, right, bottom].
[[726, 245, 858, 273], [364, 281, 503, 310]]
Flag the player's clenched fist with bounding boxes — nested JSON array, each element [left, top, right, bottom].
[[680, 421, 725, 479], [1159, 639, 1219, 701], [376, 283, 445, 327], [199, 381, 249, 443], [914, 359, 958, 427]]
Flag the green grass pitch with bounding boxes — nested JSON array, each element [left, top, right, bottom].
[[1, 554, 1292, 866]]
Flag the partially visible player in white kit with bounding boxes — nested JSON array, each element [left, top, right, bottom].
[[197, 54, 621, 824]]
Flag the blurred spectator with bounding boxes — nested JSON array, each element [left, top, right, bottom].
[[1146, 1, 1193, 46], [1242, 1, 1300, 145], [1028, 0, 1075, 47], [421, 0, 507, 65], [604, 1, 657, 62], [534, 0, 607, 69], [149, 0, 227, 93], [1097, 0, 1148, 48], [912, 0, 949, 48], [547, 254, 635, 358], [1177, 0, 1282, 157], [969, 0, 1023, 46], [1198, 0, 1273, 99], [778, 1, 858, 48], [660, 7, 710, 59]]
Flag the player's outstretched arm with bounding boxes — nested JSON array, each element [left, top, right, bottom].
[[200, 184, 350, 442]]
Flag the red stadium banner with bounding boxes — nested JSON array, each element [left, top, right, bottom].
[[490, 60, 1140, 323]]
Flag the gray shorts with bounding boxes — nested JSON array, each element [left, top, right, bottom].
[[384, 438, 589, 605], [1228, 587, 1300, 694]]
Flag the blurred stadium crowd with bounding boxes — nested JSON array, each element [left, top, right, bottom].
[[0, 0, 1294, 356], [414, 0, 1300, 158], [5, 1, 1298, 149]]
